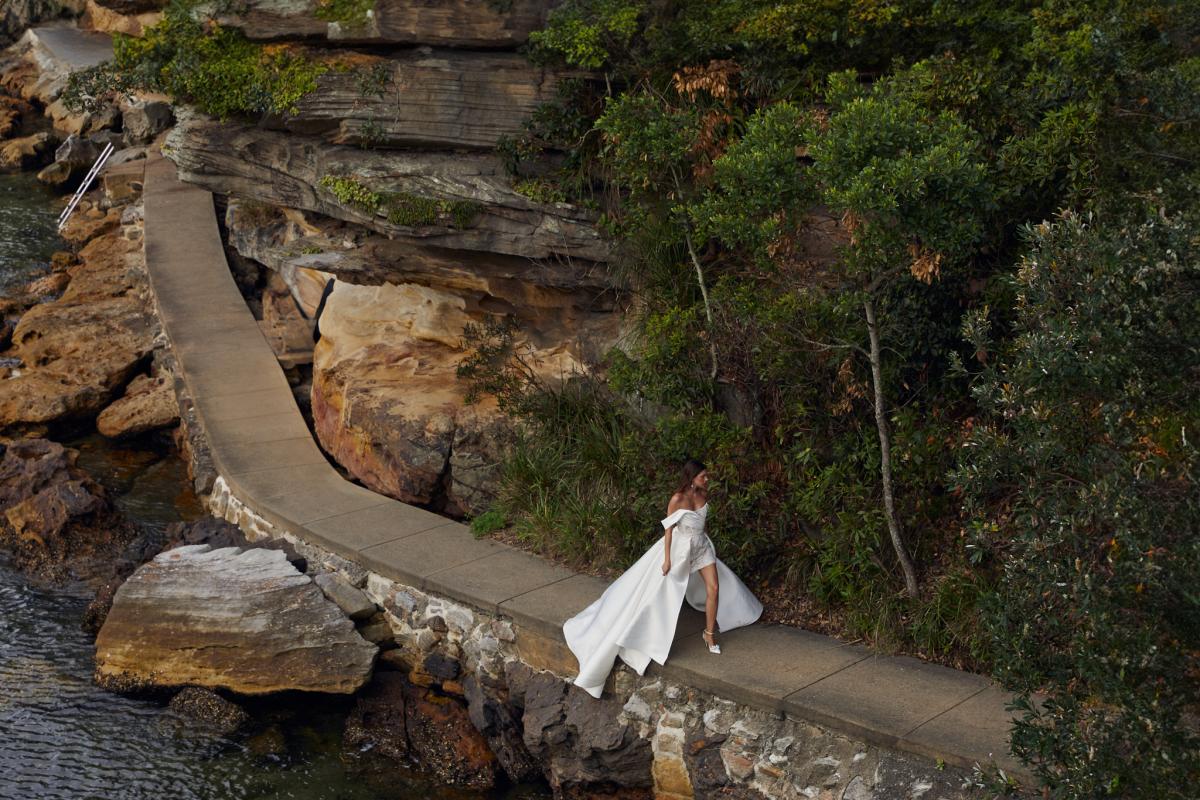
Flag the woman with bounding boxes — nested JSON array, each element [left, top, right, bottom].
[[563, 459, 763, 698]]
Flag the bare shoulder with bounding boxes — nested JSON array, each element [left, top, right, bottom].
[[667, 492, 686, 513]]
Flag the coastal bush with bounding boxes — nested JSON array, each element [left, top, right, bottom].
[[63, 0, 330, 118], [953, 209, 1200, 798], [463, 2, 1200, 790]]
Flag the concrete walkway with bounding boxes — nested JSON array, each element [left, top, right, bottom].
[[142, 154, 1031, 782]]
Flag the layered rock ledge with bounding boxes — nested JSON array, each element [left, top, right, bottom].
[[214, 0, 560, 48], [165, 115, 607, 263]]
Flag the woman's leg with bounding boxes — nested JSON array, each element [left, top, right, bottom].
[[699, 563, 719, 640]]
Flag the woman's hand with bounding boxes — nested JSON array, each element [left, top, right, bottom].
[[662, 557, 671, 576]]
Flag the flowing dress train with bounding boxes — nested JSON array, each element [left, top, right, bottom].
[[563, 504, 763, 698]]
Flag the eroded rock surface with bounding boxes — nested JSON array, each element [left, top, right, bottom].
[[507, 662, 654, 799], [95, 544, 377, 694], [0, 437, 126, 580], [165, 116, 606, 263], [0, 225, 154, 427], [96, 372, 179, 438], [288, 50, 563, 150], [217, 0, 559, 48]]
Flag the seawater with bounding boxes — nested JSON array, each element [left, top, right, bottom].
[[0, 172, 548, 800]]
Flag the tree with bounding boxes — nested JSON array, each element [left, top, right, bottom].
[[808, 72, 992, 595]]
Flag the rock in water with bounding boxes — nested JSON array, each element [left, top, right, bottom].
[[0, 438, 125, 580], [345, 671, 498, 790], [94, 545, 377, 695], [167, 687, 250, 735]]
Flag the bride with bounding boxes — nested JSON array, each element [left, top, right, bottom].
[[563, 459, 763, 698]]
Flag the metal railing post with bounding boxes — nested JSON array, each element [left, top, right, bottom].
[[57, 141, 115, 232]]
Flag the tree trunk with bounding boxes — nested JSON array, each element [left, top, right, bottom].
[[684, 229, 719, 382], [863, 296, 919, 596]]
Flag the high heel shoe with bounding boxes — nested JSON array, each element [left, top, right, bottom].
[[702, 630, 721, 654]]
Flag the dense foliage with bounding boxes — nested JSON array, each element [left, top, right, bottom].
[[63, 0, 331, 118], [462, 1, 1200, 795]]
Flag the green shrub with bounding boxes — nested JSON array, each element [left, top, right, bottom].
[[953, 209, 1200, 797], [469, 509, 507, 537]]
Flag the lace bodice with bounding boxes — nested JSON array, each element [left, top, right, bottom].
[[661, 503, 708, 536]]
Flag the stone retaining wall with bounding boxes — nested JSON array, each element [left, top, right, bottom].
[[208, 475, 997, 800]]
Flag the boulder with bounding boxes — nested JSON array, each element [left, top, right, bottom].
[[507, 662, 654, 797], [122, 99, 172, 145], [83, 516, 307, 633], [308, 280, 504, 511], [218, 0, 559, 48], [309, 275, 617, 514], [96, 373, 179, 438], [287, 50, 563, 150], [94, 544, 378, 694], [0, 438, 126, 580], [345, 671, 499, 790], [165, 116, 607, 263], [0, 228, 155, 427], [38, 133, 99, 186], [0, 130, 58, 170], [168, 687, 250, 735]]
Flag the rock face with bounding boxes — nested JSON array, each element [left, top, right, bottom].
[[345, 670, 499, 790], [95, 544, 377, 694], [218, 0, 560, 48], [0, 225, 154, 427], [287, 50, 563, 150], [0, 438, 126, 580], [0, 130, 58, 170], [165, 116, 607, 263], [0, 0, 85, 47], [96, 373, 179, 438], [505, 661, 654, 798], [223, 198, 621, 515]]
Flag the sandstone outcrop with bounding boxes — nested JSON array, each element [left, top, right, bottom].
[[0, 129, 57, 169], [0, 222, 154, 427], [165, 116, 607, 263], [223, 196, 621, 514], [0, 437, 127, 580], [217, 0, 560, 48], [94, 544, 377, 694], [83, 516, 308, 633], [96, 372, 179, 438], [287, 50, 562, 150]]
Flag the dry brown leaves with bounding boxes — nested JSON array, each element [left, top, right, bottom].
[[909, 242, 943, 284]]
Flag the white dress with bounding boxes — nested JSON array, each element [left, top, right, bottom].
[[563, 503, 764, 698]]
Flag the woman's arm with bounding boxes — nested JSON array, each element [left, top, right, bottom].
[[662, 495, 681, 575]]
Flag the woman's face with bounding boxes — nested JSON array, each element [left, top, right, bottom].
[[694, 470, 709, 490]]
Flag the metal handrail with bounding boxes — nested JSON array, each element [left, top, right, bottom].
[[56, 141, 115, 231]]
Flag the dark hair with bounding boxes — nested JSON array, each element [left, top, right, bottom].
[[675, 459, 707, 496]]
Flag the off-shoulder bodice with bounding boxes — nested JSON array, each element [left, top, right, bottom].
[[661, 503, 708, 536]]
